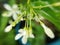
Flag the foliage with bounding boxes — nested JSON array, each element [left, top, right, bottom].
[[0, 0, 60, 45]]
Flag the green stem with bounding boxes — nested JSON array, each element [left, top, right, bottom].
[[27, 0, 30, 4], [32, 9, 45, 26], [33, 2, 60, 9], [30, 8, 32, 28]]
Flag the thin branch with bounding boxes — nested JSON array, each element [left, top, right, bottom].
[[33, 2, 60, 9]]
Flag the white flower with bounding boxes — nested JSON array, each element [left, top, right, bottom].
[[15, 28, 34, 44], [3, 4, 20, 20], [4, 25, 12, 32], [40, 21, 55, 39]]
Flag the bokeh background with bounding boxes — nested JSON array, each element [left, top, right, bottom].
[[0, 0, 60, 45]]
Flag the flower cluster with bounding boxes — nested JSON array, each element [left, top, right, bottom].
[[15, 27, 34, 44], [2, 3, 55, 44]]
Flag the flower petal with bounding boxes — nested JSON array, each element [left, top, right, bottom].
[[8, 12, 12, 17], [2, 12, 12, 17], [30, 34, 35, 38], [4, 4, 12, 11], [44, 27, 55, 39], [22, 36, 27, 44], [16, 11, 21, 14], [18, 29, 24, 33], [41, 22, 55, 39], [5, 25, 12, 32], [12, 4, 18, 9], [15, 34, 22, 40], [12, 13, 18, 20], [2, 12, 8, 17]]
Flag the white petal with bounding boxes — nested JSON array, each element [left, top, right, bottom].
[[44, 27, 55, 39], [5, 25, 12, 32], [22, 36, 27, 44], [2, 12, 12, 17], [2, 12, 8, 17], [4, 4, 12, 11], [30, 34, 35, 38], [18, 29, 24, 33], [15, 34, 22, 40], [12, 4, 18, 9], [12, 13, 18, 20], [41, 23, 55, 39], [8, 12, 12, 17], [16, 11, 21, 14]]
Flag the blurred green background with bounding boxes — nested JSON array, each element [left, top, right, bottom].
[[0, 0, 60, 45]]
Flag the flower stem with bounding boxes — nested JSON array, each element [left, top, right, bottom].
[[27, 0, 30, 4], [33, 2, 60, 9]]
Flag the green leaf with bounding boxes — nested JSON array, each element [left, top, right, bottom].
[[37, 10, 60, 31], [0, 16, 9, 31]]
